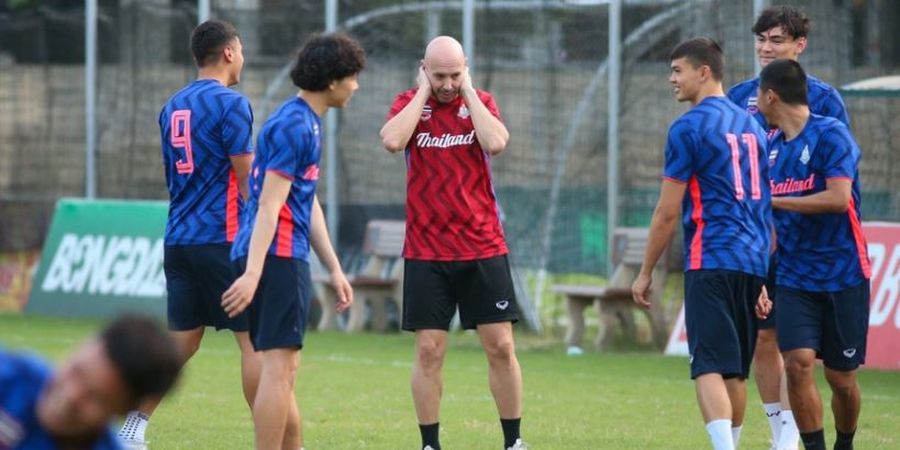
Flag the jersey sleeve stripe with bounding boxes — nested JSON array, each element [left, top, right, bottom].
[[688, 176, 704, 270], [847, 197, 872, 278]]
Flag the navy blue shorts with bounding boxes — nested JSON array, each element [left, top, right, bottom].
[[402, 255, 519, 331], [235, 255, 312, 351], [165, 244, 249, 332], [776, 281, 870, 371], [684, 270, 764, 380]]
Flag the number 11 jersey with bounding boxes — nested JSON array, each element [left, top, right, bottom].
[[663, 96, 771, 277]]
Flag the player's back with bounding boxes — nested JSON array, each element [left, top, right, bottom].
[[665, 96, 771, 277], [159, 79, 253, 246]]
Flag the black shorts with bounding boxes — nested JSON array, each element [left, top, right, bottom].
[[235, 255, 312, 351], [402, 255, 519, 331], [776, 281, 870, 371], [684, 270, 764, 380], [165, 244, 249, 332]]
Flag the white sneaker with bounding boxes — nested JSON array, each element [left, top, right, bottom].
[[119, 438, 149, 450], [423, 446, 436, 450], [507, 438, 528, 450]]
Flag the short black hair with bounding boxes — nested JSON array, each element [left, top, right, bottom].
[[759, 59, 808, 106], [669, 37, 724, 81], [752, 5, 811, 39], [290, 32, 367, 91], [100, 315, 182, 407], [190, 19, 240, 68]]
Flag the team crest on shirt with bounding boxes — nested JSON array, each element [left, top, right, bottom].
[[458, 105, 470, 119], [420, 105, 432, 121], [768, 148, 779, 167], [313, 123, 320, 136], [800, 145, 811, 165], [747, 96, 759, 114]]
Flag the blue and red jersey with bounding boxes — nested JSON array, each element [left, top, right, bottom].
[[231, 97, 322, 262], [768, 114, 870, 291], [727, 74, 849, 130], [160, 79, 253, 245], [0, 350, 121, 450], [663, 96, 771, 277]]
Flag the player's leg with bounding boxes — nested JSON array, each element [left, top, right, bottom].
[[819, 280, 869, 450], [412, 330, 449, 424], [242, 255, 311, 450], [778, 286, 826, 450], [233, 331, 262, 408], [695, 373, 735, 450], [119, 245, 208, 448], [119, 328, 204, 448], [402, 259, 457, 450], [724, 376, 746, 447], [283, 389, 303, 450], [685, 270, 760, 450], [254, 348, 299, 450], [457, 255, 524, 449]]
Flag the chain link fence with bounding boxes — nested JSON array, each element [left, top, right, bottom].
[[2, 0, 898, 280]]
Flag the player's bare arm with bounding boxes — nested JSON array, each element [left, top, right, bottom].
[[310, 194, 353, 313], [632, 179, 684, 308], [229, 154, 253, 200], [221, 173, 292, 317], [772, 178, 851, 214], [380, 65, 431, 153], [459, 67, 509, 155]]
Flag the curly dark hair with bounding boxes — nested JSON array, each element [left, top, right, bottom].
[[290, 32, 367, 91], [752, 5, 811, 39]]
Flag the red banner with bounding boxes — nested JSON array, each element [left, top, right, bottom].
[[863, 222, 900, 370], [665, 222, 900, 371]]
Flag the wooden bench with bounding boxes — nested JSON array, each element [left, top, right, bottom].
[[314, 220, 404, 332], [552, 227, 673, 351]]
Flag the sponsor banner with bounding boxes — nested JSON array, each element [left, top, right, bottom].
[[27, 199, 168, 318], [0, 250, 40, 312], [665, 222, 900, 371]]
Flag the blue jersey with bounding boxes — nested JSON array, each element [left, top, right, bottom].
[[727, 74, 849, 130], [231, 97, 322, 262], [160, 79, 253, 245], [664, 96, 771, 277], [0, 350, 121, 450], [768, 114, 871, 291]]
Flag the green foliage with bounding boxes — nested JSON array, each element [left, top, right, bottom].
[[2, 314, 898, 449]]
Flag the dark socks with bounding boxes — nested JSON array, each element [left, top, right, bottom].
[[800, 429, 826, 450], [501, 418, 521, 448], [419, 422, 440, 450], [834, 428, 856, 450]]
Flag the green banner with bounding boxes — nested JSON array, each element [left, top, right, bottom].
[[27, 198, 168, 318]]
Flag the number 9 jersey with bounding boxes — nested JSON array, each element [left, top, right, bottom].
[[663, 96, 771, 277], [159, 79, 254, 245]]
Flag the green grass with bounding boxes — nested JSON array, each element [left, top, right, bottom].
[[2, 314, 899, 449]]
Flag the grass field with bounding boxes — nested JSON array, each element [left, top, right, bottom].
[[2, 314, 899, 449]]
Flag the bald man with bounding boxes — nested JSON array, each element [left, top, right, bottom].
[[380, 36, 527, 450]]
